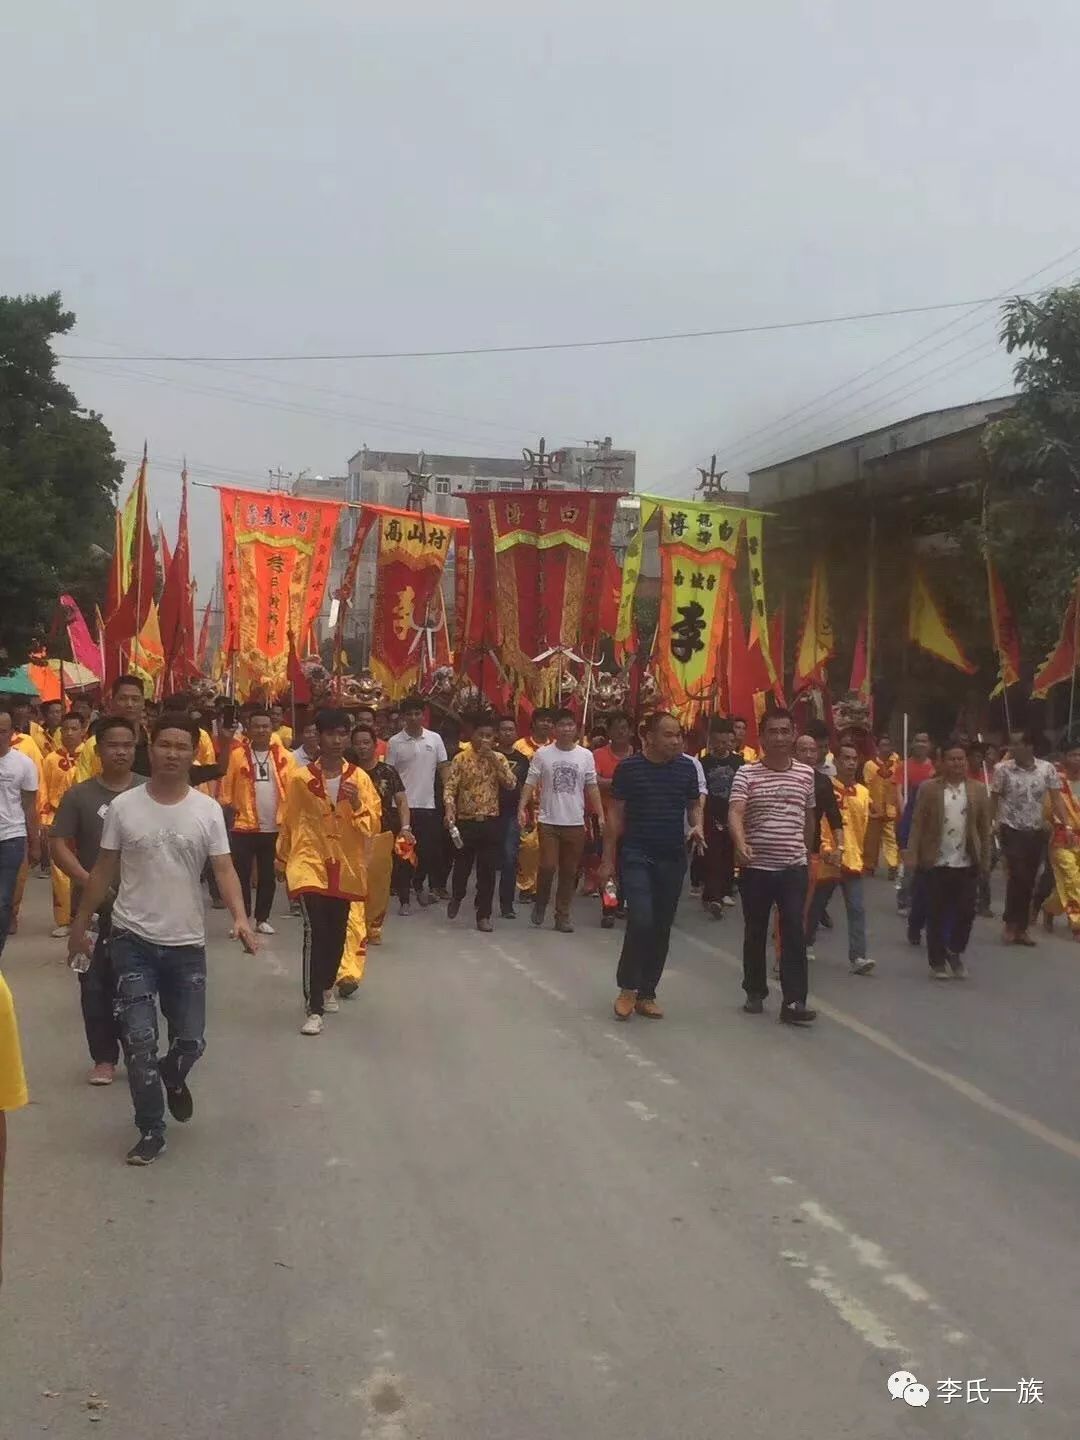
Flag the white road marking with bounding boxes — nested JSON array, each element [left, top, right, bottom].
[[799, 1200, 936, 1309], [625, 1100, 657, 1122], [601, 1030, 679, 1087], [771, 1175, 795, 1186], [677, 926, 1080, 1164], [804, 1263, 906, 1354], [307, 1089, 323, 1105]]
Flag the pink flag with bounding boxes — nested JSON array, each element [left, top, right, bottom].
[[59, 593, 104, 679]]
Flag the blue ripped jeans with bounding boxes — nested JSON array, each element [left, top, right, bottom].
[[111, 929, 207, 1137]]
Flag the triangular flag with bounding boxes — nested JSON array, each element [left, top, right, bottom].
[[908, 567, 976, 674], [986, 556, 1022, 697], [793, 556, 834, 693], [1031, 575, 1080, 699]]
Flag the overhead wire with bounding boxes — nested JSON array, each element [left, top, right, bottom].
[[56, 293, 1053, 363]]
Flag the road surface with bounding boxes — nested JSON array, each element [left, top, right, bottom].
[[2, 871, 1078, 1438]]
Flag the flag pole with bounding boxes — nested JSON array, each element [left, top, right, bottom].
[[1069, 578, 1080, 736]]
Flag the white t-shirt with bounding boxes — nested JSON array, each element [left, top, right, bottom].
[[527, 744, 597, 826], [324, 773, 342, 805], [0, 749, 38, 841], [249, 749, 279, 833], [102, 786, 231, 946], [386, 728, 448, 810], [937, 782, 970, 868]]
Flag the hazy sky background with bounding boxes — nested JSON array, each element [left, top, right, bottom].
[[7, 0, 1080, 596]]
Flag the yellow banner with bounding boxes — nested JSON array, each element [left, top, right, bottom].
[[744, 513, 774, 685], [655, 500, 744, 558], [615, 497, 658, 643], [656, 545, 734, 709]]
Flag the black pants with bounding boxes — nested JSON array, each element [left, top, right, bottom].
[[907, 869, 930, 943], [299, 894, 350, 1014], [498, 815, 521, 913], [999, 825, 1046, 931], [616, 846, 686, 999], [924, 865, 978, 965], [701, 826, 735, 902], [451, 817, 502, 920], [409, 809, 443, 893], [80, 919, 121, 1065], [739, 865, 809, 1006], [231, 830, 278, 922]]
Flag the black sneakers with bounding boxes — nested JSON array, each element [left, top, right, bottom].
[[779, 1002, 817, 1026], [126, 1134, 166, 1166], [742, 995, 764, 1014]]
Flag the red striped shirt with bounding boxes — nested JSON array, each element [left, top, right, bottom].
[[729, 760, 815, 870]]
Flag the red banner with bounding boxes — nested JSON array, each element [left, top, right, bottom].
[[219, 487, 343, 698], [463, 490, 622, 703], [369, 508, 463, 698]]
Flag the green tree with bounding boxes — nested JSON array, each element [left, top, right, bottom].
[[0, 293, 122, 664], [983, 285, 1080, 658]]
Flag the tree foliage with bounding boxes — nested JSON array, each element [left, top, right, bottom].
[[0, 293, 122, 664], [983, 286, 1080, 658]]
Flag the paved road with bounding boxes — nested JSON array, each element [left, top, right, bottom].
[[2, 870, 1078, 1439]]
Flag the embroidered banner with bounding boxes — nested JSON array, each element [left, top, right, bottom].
[[219, 487, 343, 698], [463, 490, 622, 704], [656, 545, 735, 712], [370, 508, 463, 698]]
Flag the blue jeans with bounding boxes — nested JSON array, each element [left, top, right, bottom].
[[498, 815, 521, 913], [615, 845, 686, 999], [807, 874, 867, 962], [0, 836, 27, 957], [111, 929, 207, 1137]]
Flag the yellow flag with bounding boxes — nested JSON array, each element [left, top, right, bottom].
[[130, 601, 165, 688], [118, 459, 145, 592], [744, 513, 774, 685], [793, 556, 834, 691], [908, 568, 975, 674]]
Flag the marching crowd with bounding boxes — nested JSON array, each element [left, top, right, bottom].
[[1, 678, 1078, 1191]]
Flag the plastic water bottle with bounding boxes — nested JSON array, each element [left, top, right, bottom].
[[68, 921, 98, 974], [601, 879, 619, 912], [448, 823, 464, 850]]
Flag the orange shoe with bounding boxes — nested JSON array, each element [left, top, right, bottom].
[[613, 989, 636, 1021], [635, 998, 664, 1019]]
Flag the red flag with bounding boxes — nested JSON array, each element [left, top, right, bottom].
[[1032, 575, 1080, 699], [104, 450, 155, 650], [158, 517, 173, 579], [599, 550, 621, 638], [726, 587, 758, 746], [768, 605, 786, 705], [287, 634, 312, 704], [746, 608, 774, 696], [986, 556, 1021, 696], [158, 466, 197, 687]]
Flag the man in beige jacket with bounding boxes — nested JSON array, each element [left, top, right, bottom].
[[906, 741, 992, 979]]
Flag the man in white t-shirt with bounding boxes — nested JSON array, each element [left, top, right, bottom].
[[220, 707, 295, 935], [69, 716, 257, 1166], [519, 709, 602, 932], [0, 707, 41, 956], [386, 696, 448, 909]]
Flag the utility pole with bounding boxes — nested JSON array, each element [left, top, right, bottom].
[[581, 435, 623, 491]]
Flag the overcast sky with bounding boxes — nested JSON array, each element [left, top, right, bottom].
[[7, 0, 1080, 596]]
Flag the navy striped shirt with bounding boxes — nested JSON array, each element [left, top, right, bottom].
[[612, 753, 699, 855]]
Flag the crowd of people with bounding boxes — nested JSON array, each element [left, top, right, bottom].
[[1, 676, 1078, 1190]]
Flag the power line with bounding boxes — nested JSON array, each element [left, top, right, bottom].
[[659, 244, 1080, 492], [71, 335, 562, 442], [55, 293, 1047, 363]]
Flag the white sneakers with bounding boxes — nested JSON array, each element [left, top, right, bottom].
[[722, 896, 736, 907], [322, 989, 340, 1014], [300, 1014, 323, 1036], [256, 920, 275, 935], [51, 925, 70, 939], [850, 957, 876, 975]]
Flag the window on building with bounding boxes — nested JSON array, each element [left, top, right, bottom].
[[435, 477, 451, 495], [472, 477, 490, 492], [497, 479, 524, 491]]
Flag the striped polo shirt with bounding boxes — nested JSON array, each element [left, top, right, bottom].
[[729, 759, 816, 870]]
